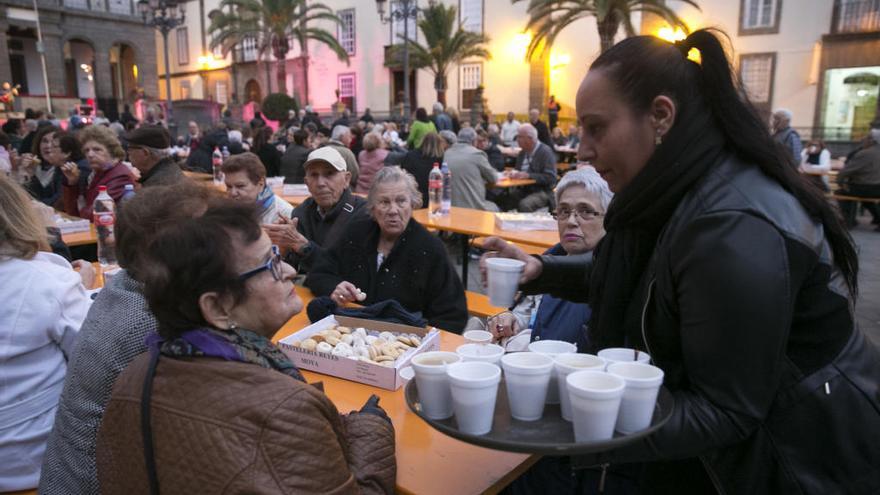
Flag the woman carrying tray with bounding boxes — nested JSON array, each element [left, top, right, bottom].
[[482, 29, 880, 494]]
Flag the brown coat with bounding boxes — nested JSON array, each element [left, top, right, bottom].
[[96, 353, 396, 494]]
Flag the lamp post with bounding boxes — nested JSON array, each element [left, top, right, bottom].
[[376, 0, 419, 125], [137, 0, 186, 133]]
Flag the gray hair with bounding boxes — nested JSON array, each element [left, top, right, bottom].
[[433, 102, 445, 113], [457, 127, 477, 144], [773, 108, 793, 122], [331, 125, 351, 141], [439, 130, 457, 146], [228, 130, 243, 143], [518, 123, 539, 142], [367, 166, 423, 211], [555, 167, 613, 212]]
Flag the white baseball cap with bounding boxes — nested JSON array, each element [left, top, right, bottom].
[[304, 147, 347, 173]]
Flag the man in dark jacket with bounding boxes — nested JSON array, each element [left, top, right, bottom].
[[837, 126, 880, 227], [124, 126, 184, 187], [528, 108, 554, 149], [280, 128, 311, 184], [503, 124, 557, 211], [265, 147, 366, 274]]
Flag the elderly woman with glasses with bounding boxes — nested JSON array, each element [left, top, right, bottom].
[[478, 168, 612, 351], [307, 166, 468, 333], [96, 202, 396, 493]]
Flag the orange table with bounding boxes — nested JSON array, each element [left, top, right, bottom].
[[61, 223, 97, 247], [489, 177, 537, 189], [272, 289, 538, 495], [414, 206, 556, 287]]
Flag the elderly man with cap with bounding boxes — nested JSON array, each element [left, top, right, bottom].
[[125, 126, 184, 187], [265, 147, 367, 273]]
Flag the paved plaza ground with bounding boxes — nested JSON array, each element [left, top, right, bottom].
[[457, 212, 880, 351]]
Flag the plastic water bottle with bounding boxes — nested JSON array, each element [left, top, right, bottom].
[[440, 161, 451, 215], [93, 185, 117, 267], [212, 147, 223, 184], [221, 145, 230, 161], [428, 163, 443, 216], [120, 184, 136, 204]]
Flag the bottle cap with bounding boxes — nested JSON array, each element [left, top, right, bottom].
[[98, 185, 108, 192]]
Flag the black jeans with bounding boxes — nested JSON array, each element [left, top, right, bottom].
[[838, 183, 880, 225]]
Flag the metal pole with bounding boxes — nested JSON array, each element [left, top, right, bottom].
[[32, 0, 52, 113], [402, 0, 410, 125], [162, 28, 174, 123]]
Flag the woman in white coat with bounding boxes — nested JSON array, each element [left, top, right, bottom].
[[0, 174, 94, 491]]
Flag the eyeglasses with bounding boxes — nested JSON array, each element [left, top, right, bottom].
[[554, 206, 604, 221], [238, 245, 284, 282]]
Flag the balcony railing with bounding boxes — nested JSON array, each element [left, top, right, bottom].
[[833, 0, 880, 33], [63, 0, 135, 16]]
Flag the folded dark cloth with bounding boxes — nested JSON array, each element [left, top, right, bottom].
[[306, 296, 428, 328]]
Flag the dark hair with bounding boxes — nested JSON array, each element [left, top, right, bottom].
[[2, 119, 21, 135], [142, 202, 262, 338], [116, 181, 223, 281], [252, 126, 273, 153], [415, 107, 429, 123], [591, 29, 858, 295], [0, 131, 9, 149], [221, 151, 267, 183], [31, 125, 61, 160], [55, 131, 84, 162], [293, 129, 309, 146]]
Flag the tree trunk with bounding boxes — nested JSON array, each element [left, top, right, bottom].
[[597, 16, 620, 53], [275, 48, 288, 94]]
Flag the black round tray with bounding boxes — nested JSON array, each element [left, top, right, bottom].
[[404, 378, 674, 455]]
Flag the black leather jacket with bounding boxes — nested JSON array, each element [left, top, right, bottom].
[[526, 156, 880, 494]]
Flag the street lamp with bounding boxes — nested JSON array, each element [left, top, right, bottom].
[[376, 0, 420, 125], [137, 0, 186, 133]]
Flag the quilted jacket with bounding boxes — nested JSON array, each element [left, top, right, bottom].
[[96, 353, 396, 494]]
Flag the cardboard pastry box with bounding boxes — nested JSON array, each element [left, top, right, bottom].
[[279, 315, 440, 390]]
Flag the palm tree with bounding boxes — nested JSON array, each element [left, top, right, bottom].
[[393, 2, 491, 105], [208, 0, 349, 101], [512, 0, 700, 57]]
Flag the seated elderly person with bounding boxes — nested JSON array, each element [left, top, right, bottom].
[[0, 175, 94, 492], [324, 125, 359, 188], [124, 126, 184, 187], [265, 147, 367, 274], [61, 125, 135, 220], [39, 182, 222, 493], [95, 202, 396, 492], [444, 127, 500, 211], [223, 152, 294, 224], [502, 123, 558, 212], [307, 166, 468, 333], [477, 168, 611, 351]]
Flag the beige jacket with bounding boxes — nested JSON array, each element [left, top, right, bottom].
[[97, 354, 396, 494]]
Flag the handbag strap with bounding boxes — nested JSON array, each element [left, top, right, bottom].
[[140, 349, 161, 495]]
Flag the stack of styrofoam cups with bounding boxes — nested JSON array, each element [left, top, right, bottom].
[[566, 370, 626, 442], [553, 353, 607, 421], [485, 258, 526, 307], [527, 340, 577, 404], [500, 352, 555, 420], [446, 361, 502, 435], [456, 343, 505, 365], [597, 347, 651, 368], [607, 362, 665, 434], [411, 351, 462, 420]]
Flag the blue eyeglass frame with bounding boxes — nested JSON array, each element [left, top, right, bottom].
[[238, 245, 283, 282]]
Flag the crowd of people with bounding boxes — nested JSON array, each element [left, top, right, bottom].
[[1, 26, 879, 495]]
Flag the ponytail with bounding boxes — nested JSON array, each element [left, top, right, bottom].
[[591, 29, 859, 296]]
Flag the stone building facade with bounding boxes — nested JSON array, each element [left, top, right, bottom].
[[0, 0, 157, 120]]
